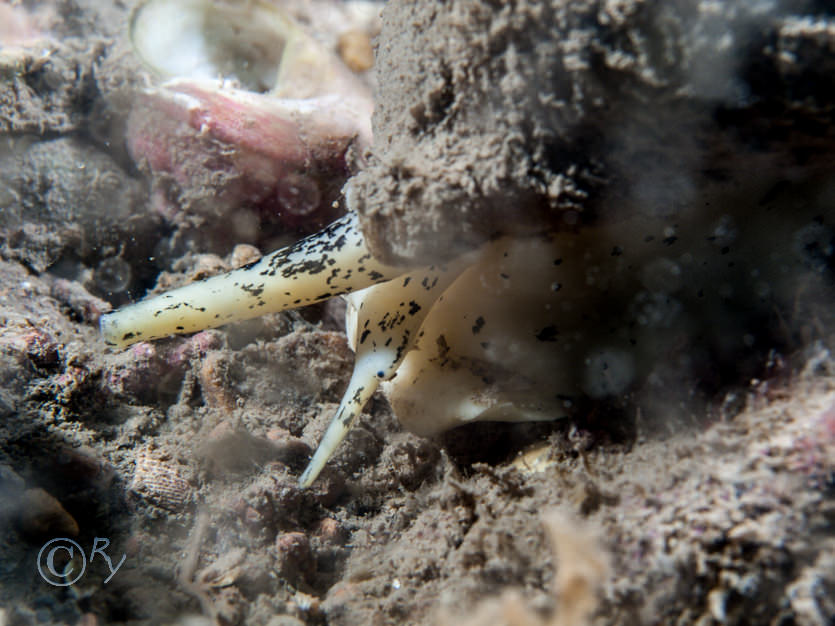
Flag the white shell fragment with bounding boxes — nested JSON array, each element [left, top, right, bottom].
[[130, 0, 287, 92], [131, 0, 287, 93], [130, 0, 370, 100]]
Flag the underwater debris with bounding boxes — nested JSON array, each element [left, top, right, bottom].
[[127, 0, 373, 236], [129, 447, 191, 511]]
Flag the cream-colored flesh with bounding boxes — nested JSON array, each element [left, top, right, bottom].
[[100, 212, 400, 349], [383, 231, 639, 436], [299, 261, 466, 486]]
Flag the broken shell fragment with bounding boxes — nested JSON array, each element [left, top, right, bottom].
[[130, 0, 294, 93], [127, 79, 370, 230], [128, 0, 373, 234], [130, 448, 191, 511], [130, 0, 368, 99]]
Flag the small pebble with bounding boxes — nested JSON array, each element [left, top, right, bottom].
[[197, 352, 236, 410], [230, 243, 261, 269], [275, 532, 314, 584], [337, 30, 374, 72], [315, 517, 348, 546], [17, 488, 79, 538]]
